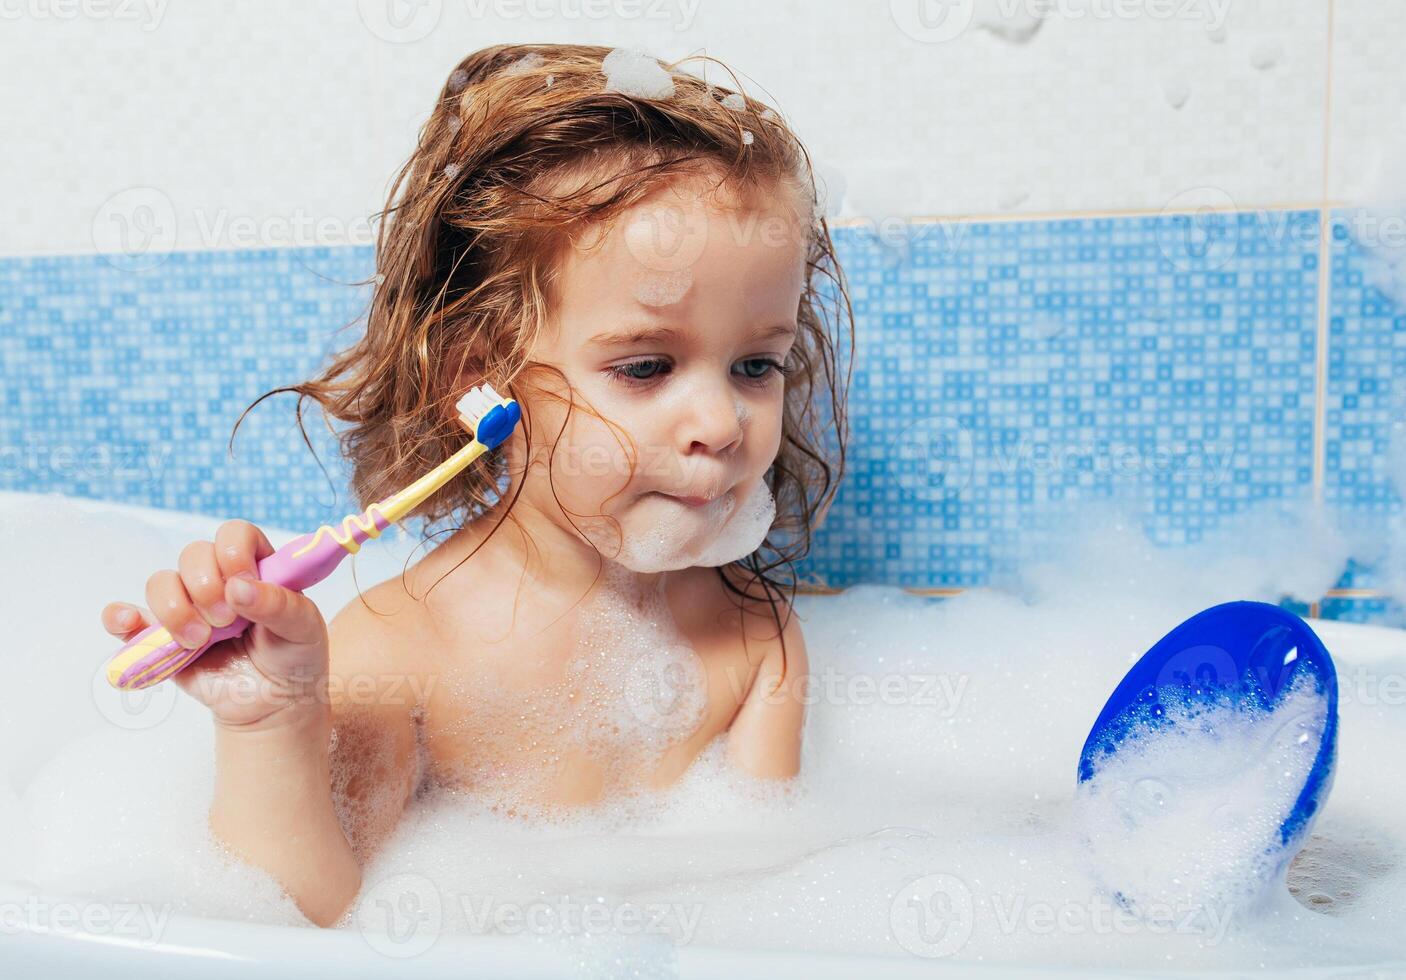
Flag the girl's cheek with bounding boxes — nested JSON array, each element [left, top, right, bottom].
[[554, 417, 647, 498]]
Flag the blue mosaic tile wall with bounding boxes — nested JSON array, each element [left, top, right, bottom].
[[0, 212, 1401, 625], [820, 212, 1324, 586], [0, 247, 374, 535]]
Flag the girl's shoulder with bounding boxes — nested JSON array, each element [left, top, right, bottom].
[[672, 563, 806, 674]]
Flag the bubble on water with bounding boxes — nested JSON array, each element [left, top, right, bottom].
[[1159, 70, 1191, 110], [1249, 39, 1283, 71]]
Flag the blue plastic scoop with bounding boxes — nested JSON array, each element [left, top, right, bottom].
[[1075, 600, 1339, 914]]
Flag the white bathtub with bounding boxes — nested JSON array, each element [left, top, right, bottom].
[[2, 490, 1404, 978]]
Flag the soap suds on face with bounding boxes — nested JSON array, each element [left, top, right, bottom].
[[632, 269, 692, 307], [733, 395, 753, 429], [691, 479, 775, 567], [580, 478, 776, 574]]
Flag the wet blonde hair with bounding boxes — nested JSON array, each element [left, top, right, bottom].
[[236, 43, 855, 657]]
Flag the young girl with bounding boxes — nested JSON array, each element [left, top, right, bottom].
[[99, 43, 853, 929]]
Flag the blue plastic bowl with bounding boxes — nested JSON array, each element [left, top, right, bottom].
[[1077, 599, 1338, 853]]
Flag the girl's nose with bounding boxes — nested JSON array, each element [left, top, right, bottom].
[[675, 379, 744, 457]]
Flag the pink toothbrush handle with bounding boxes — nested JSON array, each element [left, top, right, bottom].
[[105, 509, 393, 690]]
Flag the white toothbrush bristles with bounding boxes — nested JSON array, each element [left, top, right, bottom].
[[456, 382, 504, 435]]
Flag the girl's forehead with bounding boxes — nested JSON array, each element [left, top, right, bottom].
[[551, 186, 807, 346]]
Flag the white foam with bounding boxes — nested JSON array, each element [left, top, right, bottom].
[[600, 48, 675, 100], [690, 479, 775, 567], [586, 478, 776, 573], [631, 269, 692, 307], [419, 560, 708, 818], [501, 52, 544, 77], [1074, 673, 1329, 923], [2, 490, 1404, 969]]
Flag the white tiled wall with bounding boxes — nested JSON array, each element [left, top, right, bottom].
[[0, 0, 1399, 258]]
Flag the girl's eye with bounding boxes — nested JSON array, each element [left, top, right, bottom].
[[736, 357, 787, 384], [604, 356, 789, 389], [605, 358, 671, 385]]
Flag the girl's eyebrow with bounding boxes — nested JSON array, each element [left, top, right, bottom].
[[586, 322, 796, 349], [586, 325, 684, 349]]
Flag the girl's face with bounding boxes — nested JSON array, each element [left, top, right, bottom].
[[523, 175, 809, 572]]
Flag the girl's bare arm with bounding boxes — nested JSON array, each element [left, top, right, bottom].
[[726, 607, 808, 779], [208, 595, 420, 928], [210, 707, 361, 927]]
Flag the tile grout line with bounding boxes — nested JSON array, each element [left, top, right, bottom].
[[801, 587, 1390, 602], [826, 201, 1348, 229], [1308, 0, 1339, 620], [2, 205, 1357, 265]]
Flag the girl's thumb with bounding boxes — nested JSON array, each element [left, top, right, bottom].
[[225, 574, 325, 647]]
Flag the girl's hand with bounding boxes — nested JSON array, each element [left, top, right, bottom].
[[100, 520, 331, 731]]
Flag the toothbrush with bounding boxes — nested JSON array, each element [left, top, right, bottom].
[[105, 384, 521, 691]]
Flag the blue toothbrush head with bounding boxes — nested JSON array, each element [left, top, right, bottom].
[[455, 383, 522, 450]]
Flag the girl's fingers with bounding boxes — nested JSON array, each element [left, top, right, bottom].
[[213, 520, 275, 583], [101, 602, 153, 641], [224, 576, 325, 648], [178, 539, 235, 628], [146, 569, 210, 650]]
